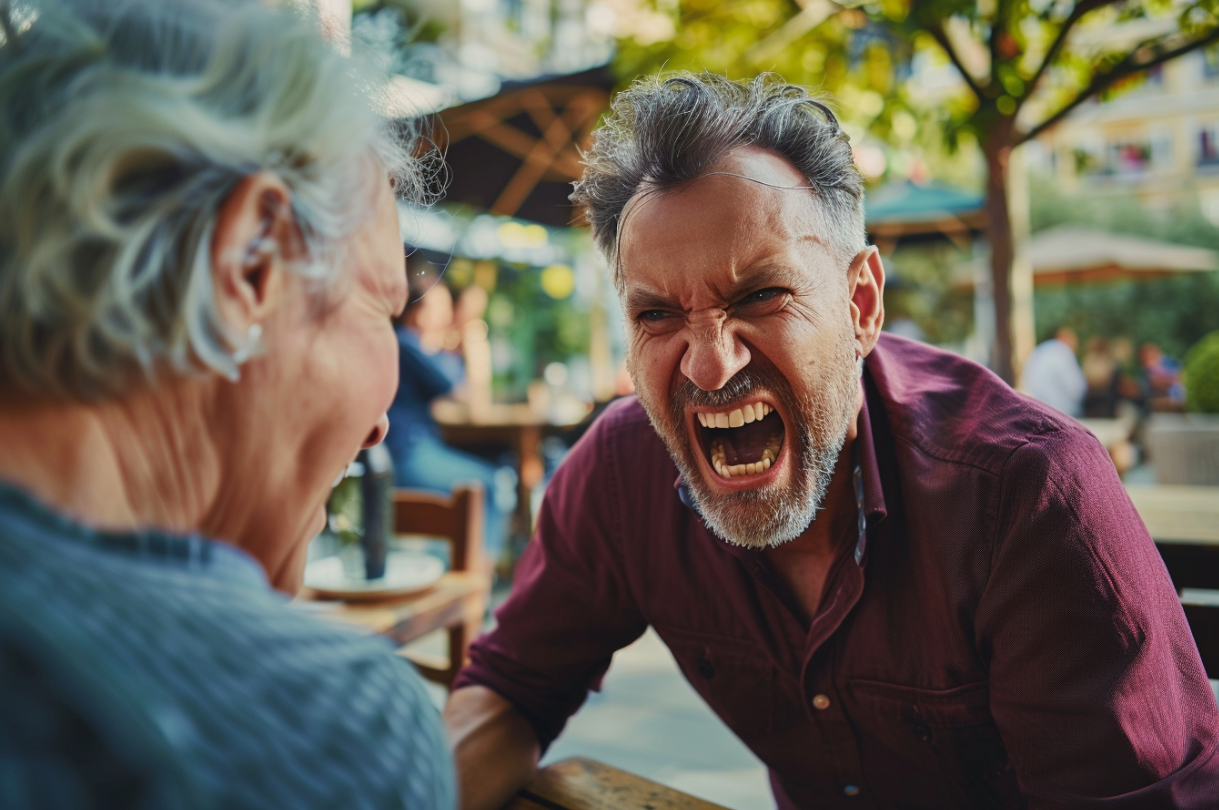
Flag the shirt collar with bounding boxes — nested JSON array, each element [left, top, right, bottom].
[[856, 369, 890, 527]]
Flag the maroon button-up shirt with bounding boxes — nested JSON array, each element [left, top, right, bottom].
[[455, 335, 1219, 808]]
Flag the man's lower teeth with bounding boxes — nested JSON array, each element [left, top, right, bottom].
[[710, 438, 779, 478]]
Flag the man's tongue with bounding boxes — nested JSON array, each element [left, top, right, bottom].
[[704, 414, 785, 477], [717, 422, 774, 464]]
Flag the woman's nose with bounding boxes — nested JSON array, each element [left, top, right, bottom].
[[362, 413, 390, 448]]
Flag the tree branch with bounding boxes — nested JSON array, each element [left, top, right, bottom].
[[1019, 26, 1219, 144], [927, 19, 986, 101], [1023, 0, 1124, 100], [991, 0, 1015, 88]]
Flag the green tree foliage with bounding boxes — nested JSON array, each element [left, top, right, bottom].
[[611, 0, 1219, 382], [882, 243, 976, 347]]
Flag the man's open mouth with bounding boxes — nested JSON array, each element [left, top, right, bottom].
[[695, 400, 786, 479]]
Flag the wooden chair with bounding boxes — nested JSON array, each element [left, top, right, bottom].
[[301, 484, 489, 689], [390, 484, 488, 687], [1155, 543, 1219, 678], [1127, 484, 1219, 678]]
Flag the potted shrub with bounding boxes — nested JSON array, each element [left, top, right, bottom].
[[1147, 331, 1219, 485]]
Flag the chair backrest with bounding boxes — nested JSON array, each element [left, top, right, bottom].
[[1156, 544, 1219, 593], [1156, 543, 1219, 678], [392, 484, 484, 573], [1181, 603, 1219, 678], [390, 484, 487, 688]]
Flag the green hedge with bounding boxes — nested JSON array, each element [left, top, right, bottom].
[[1184, 331, 1219, 414]]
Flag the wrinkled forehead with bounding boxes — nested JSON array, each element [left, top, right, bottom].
[[622, 146, 815, 225], [615, 147, 824, 279], [697, 145, 814, 191]]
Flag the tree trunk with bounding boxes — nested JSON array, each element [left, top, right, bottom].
[[983, 127, 1016, 385]]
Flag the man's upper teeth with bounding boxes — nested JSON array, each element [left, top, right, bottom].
[[697, 402, 772, 429]]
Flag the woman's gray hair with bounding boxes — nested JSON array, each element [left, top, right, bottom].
[[0, 0, 437, 400], [570, 72, 866, 286]]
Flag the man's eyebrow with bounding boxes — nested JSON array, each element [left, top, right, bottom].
[[624, 288, 678, 313], [623, 265, 804, 313], [722, 264, 802, 299]]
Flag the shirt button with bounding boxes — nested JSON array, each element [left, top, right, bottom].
[[811, 694, 831, 710], [844, 785, 861, 797]]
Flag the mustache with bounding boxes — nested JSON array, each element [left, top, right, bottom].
[[670, 366, 788, 412]]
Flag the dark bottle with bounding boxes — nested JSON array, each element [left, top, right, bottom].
[[358, 443, 394, 580]]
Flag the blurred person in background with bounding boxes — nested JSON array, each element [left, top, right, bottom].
[[450, 283, 491, 352], [1081, 335, 1121, 419], [0, 1, 453, 807], [1021, 326, 1086, 417], [444, 73, 1218, 810], [388, 260, 509, 572], [1139, 342, 1186, 408]]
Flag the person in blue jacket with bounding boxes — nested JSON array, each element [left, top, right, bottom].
[[387, 265, 509, 570]]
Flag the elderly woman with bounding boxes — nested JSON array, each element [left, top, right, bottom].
[[0, 0, 453, 807]]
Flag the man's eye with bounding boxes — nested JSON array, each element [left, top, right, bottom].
[[742, 288, 783, 305], [638, 310, 673, 323]]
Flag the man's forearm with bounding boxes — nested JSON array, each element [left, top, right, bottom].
[[444, 685, 542, 810]]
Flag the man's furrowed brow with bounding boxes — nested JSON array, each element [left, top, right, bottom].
[[624, 288, 678, 312], [722, 264, 804, 298]]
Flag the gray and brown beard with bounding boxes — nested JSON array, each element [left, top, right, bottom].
[[632, 330, 860, 549]]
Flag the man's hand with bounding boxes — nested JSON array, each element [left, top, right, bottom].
[[444, 685, 541, 810]]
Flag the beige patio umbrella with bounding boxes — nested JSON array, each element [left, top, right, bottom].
[[1027, 226, 1219, 286]]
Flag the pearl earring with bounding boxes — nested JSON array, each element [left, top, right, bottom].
[[232, 323, 263, 365], [243, 236, 277, 265]]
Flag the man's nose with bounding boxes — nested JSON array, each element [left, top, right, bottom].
[[680, 321, 751, 391], [362, 413, 391, 448]]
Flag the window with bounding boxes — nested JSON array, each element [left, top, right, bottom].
[[1200, 124, 1219, 166], [1203, 45, 1219, 81]]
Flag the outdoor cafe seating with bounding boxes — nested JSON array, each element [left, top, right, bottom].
[[298, 482, 732, 808], [1126, 484, 1219, 678], [299, 483, 490, 689]]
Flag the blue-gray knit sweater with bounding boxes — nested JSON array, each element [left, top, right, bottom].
[[0, 481, 455, 809]]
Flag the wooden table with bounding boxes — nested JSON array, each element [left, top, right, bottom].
[[1127, 484, 1219, 598], [505, 758, 730, 810], [296, 567, 489, 684], [300, 570, 486, 643], [1125, 484, 1219, 546], [432, 398, 590, 540]]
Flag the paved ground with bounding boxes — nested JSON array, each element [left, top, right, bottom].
[[415, 608, 772, 808], [539, 628, 771, 809]]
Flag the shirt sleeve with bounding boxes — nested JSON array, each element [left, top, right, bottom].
[[453, 413, 648, 750], [976, 429, 1219, 808]]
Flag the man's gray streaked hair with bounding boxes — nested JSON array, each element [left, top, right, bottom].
[[0, 0, 437, 400], [570, 72, 866, 284]]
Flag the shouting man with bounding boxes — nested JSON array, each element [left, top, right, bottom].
[[444, 73, 1219, 809]]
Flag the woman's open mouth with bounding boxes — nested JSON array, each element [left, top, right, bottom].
[[694, 400, 786, 479]]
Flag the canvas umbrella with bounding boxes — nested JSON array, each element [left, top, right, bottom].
[[1026, 225, 1219, 286], [431, 65, 612, 227]]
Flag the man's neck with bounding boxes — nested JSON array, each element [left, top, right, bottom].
[[0, 385, 219, 536], [761, 385, 865, 624], [768, 438, 859, 561]]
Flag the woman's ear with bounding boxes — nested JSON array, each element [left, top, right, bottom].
[[210, 172, 298, 339], [847, 246, 885, 358]]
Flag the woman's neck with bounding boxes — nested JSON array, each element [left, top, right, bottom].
[[0, 385, 218, 535]]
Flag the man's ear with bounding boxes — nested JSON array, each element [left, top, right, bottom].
[[847, 246, 885, 358], [210, 172, 298, 340]]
